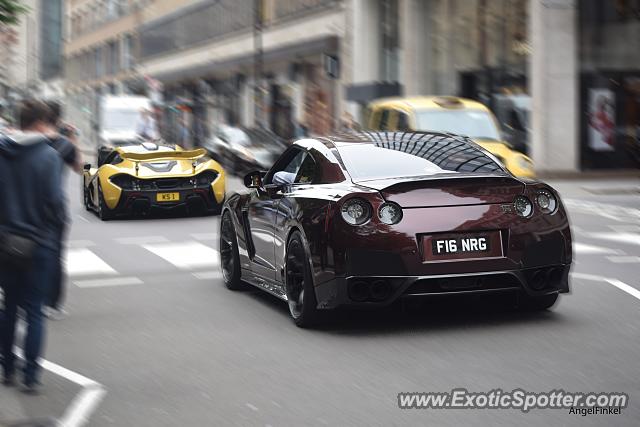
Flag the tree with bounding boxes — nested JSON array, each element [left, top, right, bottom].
[[0, 0, 28, 26]]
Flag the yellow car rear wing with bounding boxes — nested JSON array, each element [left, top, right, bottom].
[[120, 148, 208, 175], [120, 148, 207, 162]]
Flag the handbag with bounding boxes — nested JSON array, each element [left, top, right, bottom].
[[0, 232, 38, 269]]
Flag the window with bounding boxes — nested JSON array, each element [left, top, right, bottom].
[[379, 109, 390, 131], [122, 35, 133, 70], [414, 110, 501, 140], [337, 134, 503, 181], [397, 112, 410, 131], [265, 147, 306, 185], [108, 41, 119, 75], [295, 153, 316, 184], [96, 47, 104, 78]]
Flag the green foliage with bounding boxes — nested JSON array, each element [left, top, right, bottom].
[[0, 0, 28, 26]]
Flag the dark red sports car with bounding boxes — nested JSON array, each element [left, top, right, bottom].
[[219, 132, 572, 327]]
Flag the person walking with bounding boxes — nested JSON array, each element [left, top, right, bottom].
[[42, 100, 82, 320], [0, 100, 65, 393]]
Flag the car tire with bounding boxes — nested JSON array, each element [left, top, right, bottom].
[[97, 182, 115, 221], [219, 211, 245, 290], [285, 230, 321, 328], [519, 293, 559, 311], [82, 180, 91, 211]]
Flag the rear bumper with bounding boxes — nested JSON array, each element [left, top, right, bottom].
[[314, 264, 571, 309], [114, 187, 222, 215]]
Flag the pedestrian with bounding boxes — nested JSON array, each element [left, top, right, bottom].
[[0, 99, 66, 393], [136, 108, 159, 140], [43, 100, 83, 320], [177, 116, 191, 148]]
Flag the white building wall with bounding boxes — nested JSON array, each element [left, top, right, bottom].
[[530, 0, 578, 172]]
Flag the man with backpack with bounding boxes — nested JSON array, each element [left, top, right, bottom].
[[0, 99, 66, 393]]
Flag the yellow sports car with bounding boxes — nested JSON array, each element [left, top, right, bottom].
[[82, 142, 225, 220], [366, 96, 535, 178]]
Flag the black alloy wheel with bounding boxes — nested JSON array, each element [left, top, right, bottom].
[[97, 182, 115, 221], [82, 180, 91, 211], [285, 231, 320, 328], [220, 211, 244, 290]]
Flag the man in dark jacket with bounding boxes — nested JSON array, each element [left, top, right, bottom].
[[43, 101, 81, 319], [0, 100, 65, 393]]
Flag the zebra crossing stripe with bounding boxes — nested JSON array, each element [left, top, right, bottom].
[[142, 241, 219, 270]]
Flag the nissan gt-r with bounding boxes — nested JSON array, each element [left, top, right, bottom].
[[219, 132, 572, 327], [83, 142, 225, 220]]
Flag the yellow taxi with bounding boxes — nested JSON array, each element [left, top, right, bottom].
[[365, 96, 534, 178]]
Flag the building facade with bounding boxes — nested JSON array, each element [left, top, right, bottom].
[[64, 0, 639, 171]]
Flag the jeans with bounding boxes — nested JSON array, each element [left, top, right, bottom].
[[47, 227, 66, 310], [1, 245, 56, 384]]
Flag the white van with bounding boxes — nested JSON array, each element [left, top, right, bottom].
[[99, 96, 152, 146]]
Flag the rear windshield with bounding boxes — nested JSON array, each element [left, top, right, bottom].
[[336, 133, 503, 181], [414, 110, 501, 140]]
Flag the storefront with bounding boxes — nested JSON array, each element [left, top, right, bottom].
[[579, 0, 640, 169]]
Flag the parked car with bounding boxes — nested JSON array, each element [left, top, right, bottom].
[[204, 125, 287, 175], [366, 96, 535, 178], [219, 132, 571, 327]]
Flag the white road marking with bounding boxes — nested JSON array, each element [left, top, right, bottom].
[[190, 232, 218, 241], [193, 270, 223, 280], [74, 214, 90, 224], [587, 232, 640, 246], [246, 403, 259, 412], [571, 272, 640, 302], [66, 240, 97, 249], [606, 256, 640, 263], [65, 248, 116, 277], [564, 199, 640, 222], [58, 386, 107, 427], [143, 241, 219, 269], [74, 276, 143, 288], [15, 349, 106, 427], [608, 225, 640, 233], [573, 243, 622, 255], [115, 235, 169, 245]]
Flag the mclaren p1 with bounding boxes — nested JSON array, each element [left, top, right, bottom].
[[219, 132, 572, 327], [83, 142, 225, 220]]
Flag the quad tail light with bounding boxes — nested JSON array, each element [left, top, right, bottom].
[[340, 199, 403, 226], [514, 189, 558, 218]]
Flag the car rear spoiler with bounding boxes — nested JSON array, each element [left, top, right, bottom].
[[120, 148, 207, 162], [121, 148, 208, 175]]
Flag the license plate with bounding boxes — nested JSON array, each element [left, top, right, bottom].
[[423, 232, 503, 261], [156, 192, 180, 202]]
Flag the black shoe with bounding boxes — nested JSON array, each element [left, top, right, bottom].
[[2, 373, 16, 387], [21, 380, 41, 395]]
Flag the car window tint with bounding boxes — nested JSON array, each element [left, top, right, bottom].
[[414, 110, 500, 140], [295, 153, 316, 184], [337, 132, 504, 181], [397, 112, 410, 131], [283, 150, 306, 174], [379, 109, 390, 131]]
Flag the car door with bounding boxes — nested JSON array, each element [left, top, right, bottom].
[[272, 151, 319, 283], [246, 147, 307, 282]]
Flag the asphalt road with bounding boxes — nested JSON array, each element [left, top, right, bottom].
[[1, 176, 639, 427]]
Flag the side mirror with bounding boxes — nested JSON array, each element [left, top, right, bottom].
[[244, 170, 265, 189], [83, 163, 92, 171]]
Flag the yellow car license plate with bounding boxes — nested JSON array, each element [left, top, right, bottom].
[[157, 192, 180, 202]]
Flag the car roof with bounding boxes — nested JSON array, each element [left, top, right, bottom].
[[367, 96, 489, 112], [313, 131, 474, 148]]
